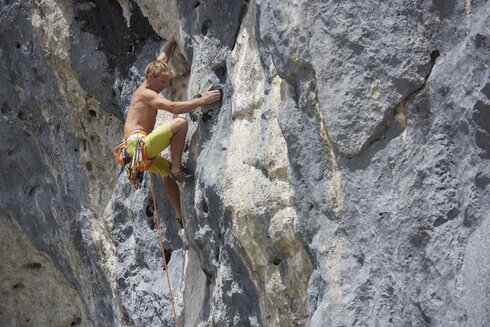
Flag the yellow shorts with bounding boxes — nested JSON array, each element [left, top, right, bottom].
[[126, 122, 173, 177]]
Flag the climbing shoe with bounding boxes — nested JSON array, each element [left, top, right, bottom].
[[147, 216, 156, 230], [176, 217, 184, 229], [170, 167, 193, 183]]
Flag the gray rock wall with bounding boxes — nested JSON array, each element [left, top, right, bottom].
[[0, 0, 488, 326]]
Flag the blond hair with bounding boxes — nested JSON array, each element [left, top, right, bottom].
[[144, 60, 174, 78]]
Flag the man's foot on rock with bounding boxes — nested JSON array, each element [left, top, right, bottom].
[[176, 217, 184, 229], [146, 216, 156, 230], [170, 167, 193, 183]]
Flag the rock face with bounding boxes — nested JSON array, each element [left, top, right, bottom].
[[0, 0, 489, 326]]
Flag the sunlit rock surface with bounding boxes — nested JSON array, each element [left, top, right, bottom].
[[0, 0, 489, 326]]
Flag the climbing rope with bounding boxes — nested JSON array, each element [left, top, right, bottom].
[[149, 174, 179, 327]]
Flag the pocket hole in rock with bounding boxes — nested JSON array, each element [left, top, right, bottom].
[[202, 198, 209, 214], [201, 19, 212, 36], [28, 186, 39, 196], [17, 111, 27, 120], [430, 50, 440, 62], [273, 258, 282, 266], [24, 262, 42, 269], [85, 162, 93, 171], [1, 102, 10, 114]]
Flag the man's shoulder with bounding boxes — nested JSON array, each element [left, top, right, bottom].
[[136, 86, 157, 96], [134, 87, 159, 102]]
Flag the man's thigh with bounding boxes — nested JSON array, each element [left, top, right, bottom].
[[145, 121, 173, 158], [148, 156, 171, 177]]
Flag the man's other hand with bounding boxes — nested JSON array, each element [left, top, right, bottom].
[[201, 86, 222, 105]]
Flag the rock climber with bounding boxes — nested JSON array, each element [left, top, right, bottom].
[[123, 35, 221, 227]]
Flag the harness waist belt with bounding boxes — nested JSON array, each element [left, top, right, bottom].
[[126, 132, 146, 141]]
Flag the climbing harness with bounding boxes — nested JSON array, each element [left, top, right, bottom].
[[114, 131, 153, 189], [149, 174, 179, 326]]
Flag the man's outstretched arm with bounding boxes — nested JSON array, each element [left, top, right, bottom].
[[145, 86, 221, 115], [157, 35, 176, 62]]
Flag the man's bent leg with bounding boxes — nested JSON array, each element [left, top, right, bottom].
[[145, 122, 173, 159], [149, 156, 182, 222], [169, 117, 188, 173], [163, 176, 182, 220]]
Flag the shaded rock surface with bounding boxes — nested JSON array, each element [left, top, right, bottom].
[[0, 0, 489, 326]]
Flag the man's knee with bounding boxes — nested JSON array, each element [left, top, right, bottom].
[[171, 117, 188, 134]]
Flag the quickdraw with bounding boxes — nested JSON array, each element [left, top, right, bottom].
[[114, 131, 153, 189]]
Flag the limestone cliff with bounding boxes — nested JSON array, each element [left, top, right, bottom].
[[0, 0, 489, 326]]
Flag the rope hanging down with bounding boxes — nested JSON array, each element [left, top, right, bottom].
[[149, 174, 179, 327]]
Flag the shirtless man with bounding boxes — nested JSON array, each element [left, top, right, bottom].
[[123, 36, 221, 227]]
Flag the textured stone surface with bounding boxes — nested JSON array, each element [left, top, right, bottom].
[[0, 218, 83, 326], [257, 0, 490, 326], [0, 1, 116, 325], [1, 0, 489, 326]]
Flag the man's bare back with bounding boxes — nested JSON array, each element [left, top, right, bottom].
[[124, 85, 159, 135]]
